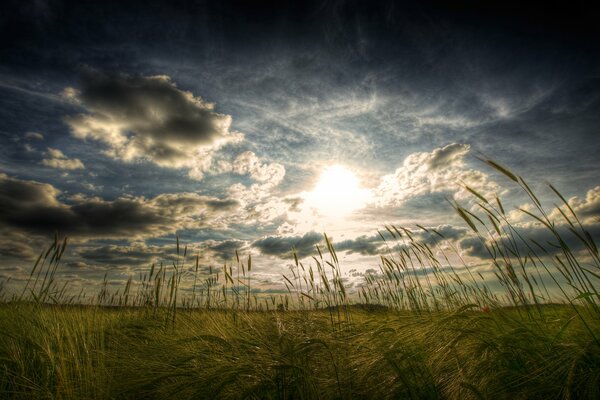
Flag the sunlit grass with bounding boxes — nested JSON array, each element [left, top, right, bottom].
[[0, 160, 599, 399]]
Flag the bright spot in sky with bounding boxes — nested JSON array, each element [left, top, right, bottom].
[[304, 165, 371, 217]]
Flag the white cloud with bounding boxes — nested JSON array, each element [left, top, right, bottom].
[[228, 151, 286, 208], [41, 147, 85, 170], [233, 151, 285, 186], [549, 185, 600, 224], [374, 143, 499, 207]]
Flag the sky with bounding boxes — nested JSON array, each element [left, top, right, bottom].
[[1, 0, 599, 297]]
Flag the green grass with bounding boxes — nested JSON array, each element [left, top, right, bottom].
[[1, 304, 598, 399], [1, 160, 599, 399]]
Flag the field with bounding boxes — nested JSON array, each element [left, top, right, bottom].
[[0, 303, 598, 399], [1, 162, 599, 399]]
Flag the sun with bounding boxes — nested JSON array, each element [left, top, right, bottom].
[[304, 165, 371, 217]]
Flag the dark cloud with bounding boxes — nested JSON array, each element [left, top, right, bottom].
[[0, 231, 39, 260], [64, 70, 242, 179], [459, 222, 600, 259], [333, 225, 469, 256], [252, 231, 323, 258], [459, 237, 489, 259], [76, 243, 175, 267], [459, 185, 600, 260], [335, 234, 384, 255], [204, 240, 247, 261], [416, 225, 469, 247], [0, 173, 239, 239]]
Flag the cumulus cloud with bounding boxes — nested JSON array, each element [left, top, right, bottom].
[[0, 173, 239, 239], [554, 186, 600, 223], [252, 231, 323, 258], [227, 151, 286, 207], [63, 70, 243, 180], [375, 143, 499, 207], [233, 151, 285, 185], [41, 147, 85, 170]]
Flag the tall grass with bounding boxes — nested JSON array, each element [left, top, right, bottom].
[[0, 161, 599, 399]]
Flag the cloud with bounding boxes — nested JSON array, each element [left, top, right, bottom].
[[233, 151, 285, 186], [426, 143, 470, 170], [0, 231, 40, 260], [332, 225, 469, 256], [458, 237, 490, 259], [227, 151, 286, 207], [416, 224, 469, 246], [41, 147, 85, 170], [457, 184, 600, 260], [374, 143, 499, 207], [76, 242, 176, 267], [334, 234, 384, 255], [25, 131, 44, 140], [63, 70, 243, 180], [555, 186, 600, 223], [0, 173, 239, 239], [459, 220, 600, 259], [252, 231, 323, 258], [203, 240, 247, 261]]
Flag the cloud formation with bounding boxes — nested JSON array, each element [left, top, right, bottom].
[[25, 131, 44, 140], [375, 143, 499, 207], [333, 225, 469, 256], [459, 192, 600, 260], [233, 151, 285, 186], [41, 147, 85, 170], [76, 243, 176, 268], [335, 234, 383, 255], [0, 173, 239, 239], [203, 239, 247, 261], [227, 151, 287, 208], [560, 186, 600, 223], [63, 71, 243, 179], [0, 231, 41, 261], [252, 231, 323, 259]]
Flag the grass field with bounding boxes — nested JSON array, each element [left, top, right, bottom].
[[1, 161, 599, 399], [1, 304, 598, 399]]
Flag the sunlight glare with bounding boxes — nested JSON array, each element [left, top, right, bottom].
[[305, 165, 371, 217]]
